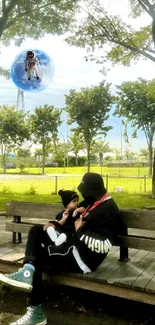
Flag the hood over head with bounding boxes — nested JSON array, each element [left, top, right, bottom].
[[77, 172, 107, 201]]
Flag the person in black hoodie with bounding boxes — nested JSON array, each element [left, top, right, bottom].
[[0, 172, 125, 325]]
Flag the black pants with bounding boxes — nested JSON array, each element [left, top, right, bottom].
[[24, 225, 83, 306]]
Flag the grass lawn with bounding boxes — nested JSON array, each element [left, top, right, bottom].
[[0, 174, 152, 195], [0, 192, 155, 211], [0, 165, 151, 176]]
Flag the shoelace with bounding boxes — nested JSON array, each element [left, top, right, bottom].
[[15, 307, 34, 324]]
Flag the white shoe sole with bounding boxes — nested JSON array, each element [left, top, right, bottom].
[[10, 320, 47, 325], [0, 273, 32, 292]]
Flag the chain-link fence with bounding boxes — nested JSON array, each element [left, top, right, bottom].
[[0, 174, 152, 195]]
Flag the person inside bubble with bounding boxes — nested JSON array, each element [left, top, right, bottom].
[[25, 51, 40, 81]]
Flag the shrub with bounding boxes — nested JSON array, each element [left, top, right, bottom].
[[25, 185, 37, 195], [0, 186, 12, 194]]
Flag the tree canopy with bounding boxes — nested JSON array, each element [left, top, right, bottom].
[[29, 105, 61, 174], [114, 78, 155, 175], [66, 0, 155, 69], [0, 0, 79, 45], [65, 81, 113, 171], [0, 105, 29, 172]]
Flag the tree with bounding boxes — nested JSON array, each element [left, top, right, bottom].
[[69, 131, 85, 166], [17, 148, 31, 158], [66, 0, 155, 69], [0, 105, 29, 172], [29, 105, 61, 174], [50, 142, 67, 169], [114, 78, 155, 176], [139, 148, 149, 160], [65, 81, 113, 172], [91, 139, 112, 174]]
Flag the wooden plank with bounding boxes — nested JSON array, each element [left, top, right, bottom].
[[6, 202, 62, 219], [0, 246, 18, 257], [119, 251, 155, 287], [48, 274, 155, 305], [106, 250, 151, 286], [5, 222, 40, 233], [85, 248, 120, 279], [132, 257, 155, 290], [86, 248, 139, 280], [120, 210, 155, 230], [1, 251, 25, 262], [0, 243, 25, 262], [97, 249, 148, 283], [119, 235, 155, 251], [145, 273, 155, 293]]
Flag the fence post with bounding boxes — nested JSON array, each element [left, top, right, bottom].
[[144, 175, 146, 193], [55, 176, 58, 194], [106, 174, 108, 191]]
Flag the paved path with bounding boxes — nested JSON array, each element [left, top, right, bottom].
[[0, 174, 83, 180]]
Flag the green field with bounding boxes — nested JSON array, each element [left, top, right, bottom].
[[0, 175, 152, 195], [0, 167, 151, 195], [0, 166, 154, 210], [0, 165, 150, 176]]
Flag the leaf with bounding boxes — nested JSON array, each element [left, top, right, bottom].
[[66, 0, 155, 67]]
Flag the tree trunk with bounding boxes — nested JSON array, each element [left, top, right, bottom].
[[1, 143, 6, 174], [75, 153, 78, 166], [41, 143, 45, 175], [86, 141, 91, 172], [148, 138, 153, 176], [100, 153, 103, 175], [152, 150, 155, 198]]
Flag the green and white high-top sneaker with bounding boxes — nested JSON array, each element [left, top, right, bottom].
[[9, 304, 47, 325], [0, 265, 34, 292]]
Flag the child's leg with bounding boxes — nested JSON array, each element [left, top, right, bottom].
[[47, 226, 58, 243], [55, 233, 67, 246]]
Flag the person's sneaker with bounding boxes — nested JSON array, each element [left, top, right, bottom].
[[0, 265, 34, 292], [36, 76, 40, 80], [28, 77, 31, 80], [9, 304, 47, 325], [55, 233, 67, 246]]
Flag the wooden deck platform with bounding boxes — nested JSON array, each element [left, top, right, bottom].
[[1, 242, 155, 305]]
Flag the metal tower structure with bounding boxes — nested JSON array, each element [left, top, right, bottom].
[[17, 88, 25, 111]]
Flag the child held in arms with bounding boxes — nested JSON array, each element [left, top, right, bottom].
[[44, 189, 86, 246]]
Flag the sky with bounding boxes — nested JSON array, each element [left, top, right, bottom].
[[0, 0, 154, 155]]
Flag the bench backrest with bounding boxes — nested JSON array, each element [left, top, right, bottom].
[[6, 201, 63, 219], [6, 202, 155, 252], [119, 209, 155, 252]]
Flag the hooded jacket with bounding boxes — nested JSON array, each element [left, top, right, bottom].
[[69, 173, 125, 271]]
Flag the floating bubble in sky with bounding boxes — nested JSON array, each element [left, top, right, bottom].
[[10, 49, 54, 92]]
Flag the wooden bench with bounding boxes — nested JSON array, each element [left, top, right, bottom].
[[3, 201, 155, 305], [5, 201, 63, 244]]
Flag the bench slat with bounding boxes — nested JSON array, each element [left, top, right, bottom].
[[6, 202, 63, 219], [119, 235, 155, 252], [121, 210, 155, 230]]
